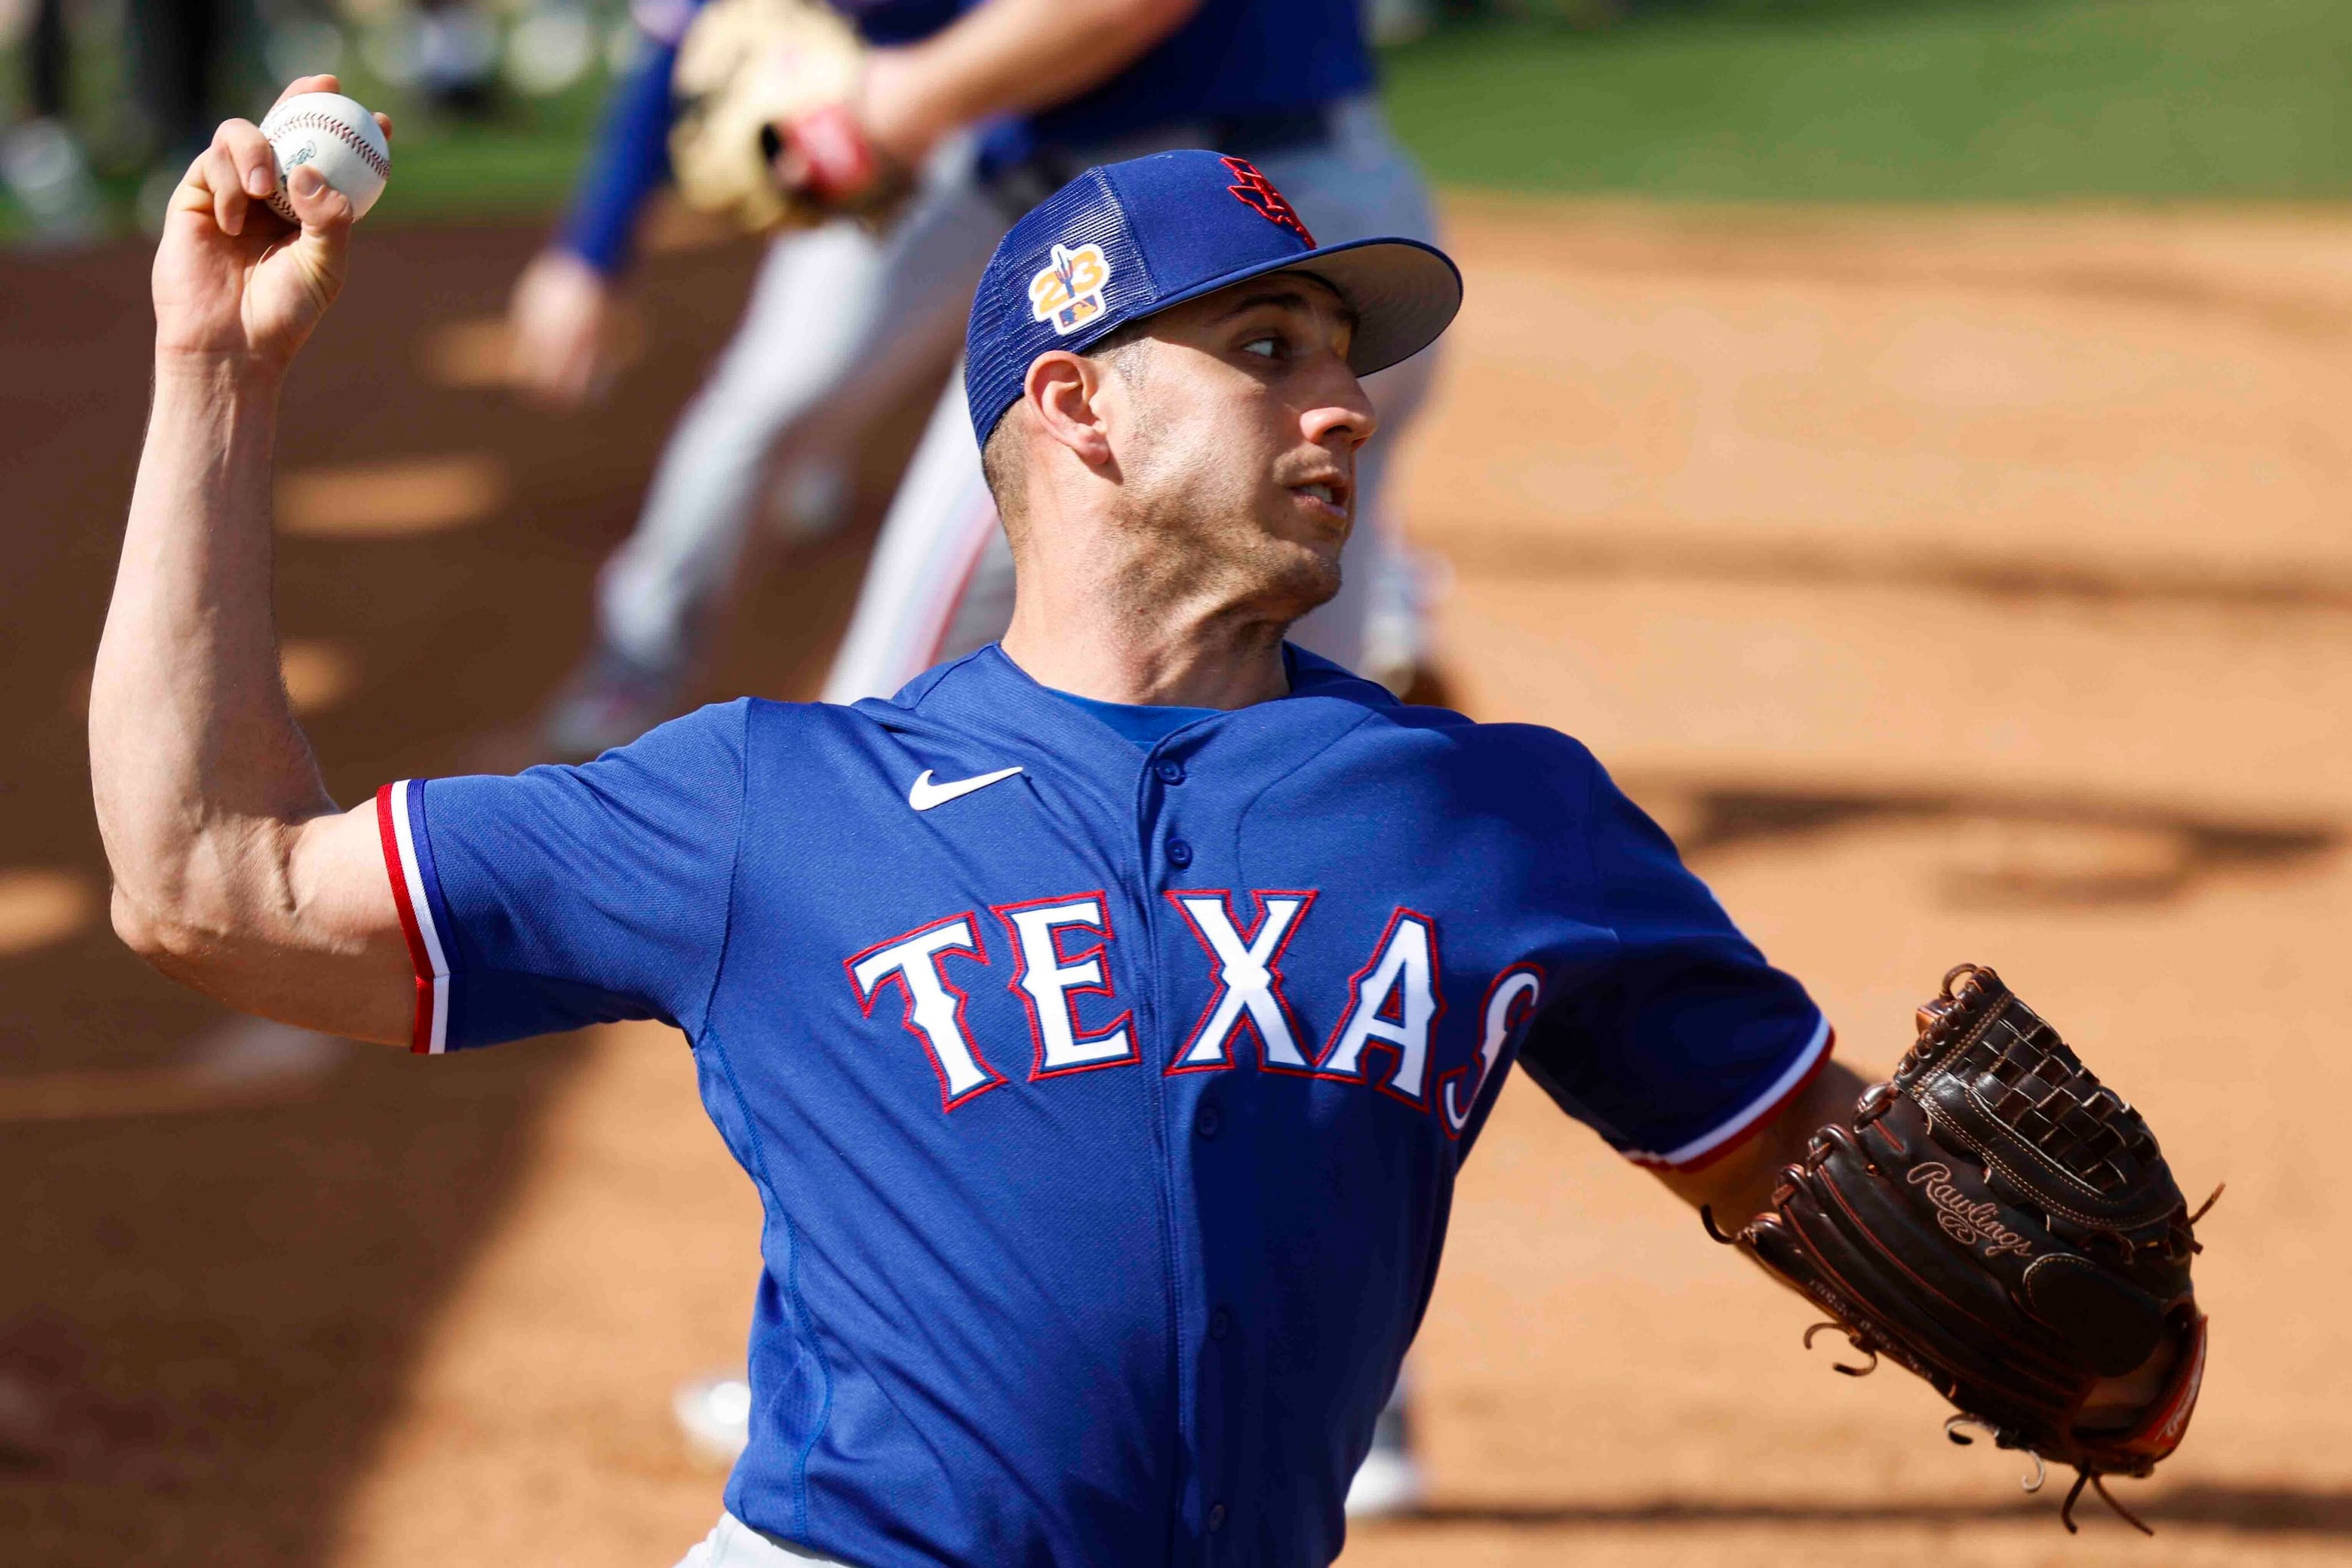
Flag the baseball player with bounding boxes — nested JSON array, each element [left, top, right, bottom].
[[513, 0, 1445, 759], [104, 99, 2211, 1564], [106, 105, 1859, 1561], [101, 89, 2210, 1568]]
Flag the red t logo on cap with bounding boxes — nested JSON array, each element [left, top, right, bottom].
[[1222, 157, 1314, 245]]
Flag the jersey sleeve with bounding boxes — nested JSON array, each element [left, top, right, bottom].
[[554, 19, 684, 276], [375, 700, 750, 1054], [1515, 755, 1832, 1171]]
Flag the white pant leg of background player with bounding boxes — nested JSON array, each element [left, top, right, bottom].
[[819, 368, 1003, 704], [594, 152, 1009, 674], [816, 97, 1442, 701]]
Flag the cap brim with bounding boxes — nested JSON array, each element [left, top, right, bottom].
[[1282, 238, 1464, 377], [1106, 235, 1464, 379]]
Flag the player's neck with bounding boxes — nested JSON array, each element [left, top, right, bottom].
[[1001, 596, 1292, 710], [999, 513, 1294, 710]]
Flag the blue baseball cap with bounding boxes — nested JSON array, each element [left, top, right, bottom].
[[964, 149, 1463, 448]]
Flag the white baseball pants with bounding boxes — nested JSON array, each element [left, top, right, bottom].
[[672, 1513, 858, 1567]]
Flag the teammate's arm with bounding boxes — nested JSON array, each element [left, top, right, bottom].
[[859, 0, 1203, 169], [1653, 1058, 1870, 1224], [508, 27, 683, 406], [90, 78, 415, 1047]]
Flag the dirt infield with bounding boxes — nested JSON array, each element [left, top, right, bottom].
[[3, 195, 2349, 1564]]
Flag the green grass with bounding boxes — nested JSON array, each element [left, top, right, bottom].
[[1382, 0, 2352, 200], [363, 84, 609, 224], [7, 0, 2352, 242], [0, 46, 616, 240]]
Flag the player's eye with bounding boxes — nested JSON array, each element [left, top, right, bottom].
[[1238, 333, 1282, 360]]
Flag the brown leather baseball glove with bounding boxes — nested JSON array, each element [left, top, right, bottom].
[[667, 0, 915, 234], [1708, 964, 2213, 1532]]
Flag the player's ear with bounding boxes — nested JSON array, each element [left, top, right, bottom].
[[1025, 351, 1114, 470]]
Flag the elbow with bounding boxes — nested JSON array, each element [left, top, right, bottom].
[[109, 883, 219, 979]]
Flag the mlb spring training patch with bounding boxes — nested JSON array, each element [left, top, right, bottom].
[[1028, 242, 1111, 335]]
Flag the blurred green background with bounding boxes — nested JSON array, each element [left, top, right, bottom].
[[3, 0, 2349, 243], [1390, 0, 2352, 200]]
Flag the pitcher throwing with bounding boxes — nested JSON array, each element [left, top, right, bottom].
[[94, 78, 2207, 1565]]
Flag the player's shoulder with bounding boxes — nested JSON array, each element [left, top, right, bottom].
[[732, 656, 986, 761], [1286, 647, 1605, 777]]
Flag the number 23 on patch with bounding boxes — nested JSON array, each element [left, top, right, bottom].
[[1029, 243, 1112, 334]]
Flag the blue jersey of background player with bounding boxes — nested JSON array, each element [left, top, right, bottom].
[[559, 0, 1373, 278], [107, 132, 1863, 1568], [389, 161, 1830, 1563]]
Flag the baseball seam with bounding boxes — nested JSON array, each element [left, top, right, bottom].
[[266, 110, 392, 180]]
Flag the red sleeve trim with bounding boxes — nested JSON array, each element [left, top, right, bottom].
[[375, 783, 438, 1055]]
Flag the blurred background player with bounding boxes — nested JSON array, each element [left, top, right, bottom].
[[512, 0, 1441, 1511], [517, 0, 1449, 762], [3, 0, 247, 240], [1, 0, 105, 244]]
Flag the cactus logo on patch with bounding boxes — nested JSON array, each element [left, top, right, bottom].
[[1029, 243, 1111, 335]]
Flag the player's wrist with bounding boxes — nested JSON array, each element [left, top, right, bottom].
[[857, 48, 948, 169], [152, 346, 290, 400]]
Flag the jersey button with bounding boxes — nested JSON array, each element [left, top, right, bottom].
[[1209, 1307, 1232, 1340], [1166, 837, 1194, 867], [1194, 1104, 1221, 1138], [1155, 758, 1186, 785], [1207, 1503, 1227, 1532]]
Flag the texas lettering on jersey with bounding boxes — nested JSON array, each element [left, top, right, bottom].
[[847, 888, 1525, 1135]]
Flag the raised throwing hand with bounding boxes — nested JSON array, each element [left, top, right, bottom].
[[150, 75, 393, 374]]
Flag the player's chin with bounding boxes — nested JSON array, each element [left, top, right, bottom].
[[1248, 533, 1343, 620]]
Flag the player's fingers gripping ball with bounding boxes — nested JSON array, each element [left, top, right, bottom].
[[1712, 965, 2213, 1534], [259, 92, 391, 224]]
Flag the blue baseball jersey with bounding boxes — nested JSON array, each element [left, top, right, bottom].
[[374, 646, 1828, 1567]]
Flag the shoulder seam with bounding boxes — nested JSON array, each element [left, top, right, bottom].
[[693, 696, 753, 1036]]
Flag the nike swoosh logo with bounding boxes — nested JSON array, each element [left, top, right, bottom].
[[908, 766, 1024, 812]]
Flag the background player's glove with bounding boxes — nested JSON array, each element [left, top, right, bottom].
[[1711, 964, 2213, 1533], [667, 0, 915, 235]]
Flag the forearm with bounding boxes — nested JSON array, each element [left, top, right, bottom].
[[867, 0, 1197, 157], [93, 355, 331, 958], [1661, 1057, 1872, 1224]]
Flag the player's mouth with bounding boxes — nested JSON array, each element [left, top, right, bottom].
[[1287, 475, 1351, 523]]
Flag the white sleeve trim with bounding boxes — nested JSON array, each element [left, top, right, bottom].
[[1628, 1012, 1833, 1170], [389, 779, 452, 1055]]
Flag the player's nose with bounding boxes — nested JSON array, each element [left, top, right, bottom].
[[1299, 357, 1378, 453]]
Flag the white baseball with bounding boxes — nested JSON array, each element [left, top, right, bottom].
[[259, 92, 391, 224]]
